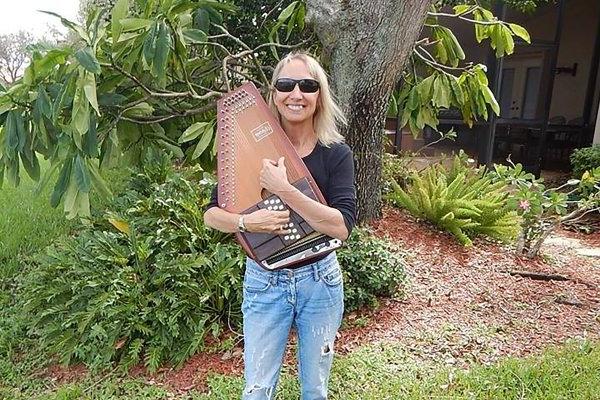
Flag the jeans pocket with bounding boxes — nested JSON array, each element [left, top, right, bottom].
[[321, 264, 343, 287], [243, 273, 272, 293]]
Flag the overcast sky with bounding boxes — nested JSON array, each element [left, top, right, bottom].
[[0, 0, 80, 37]]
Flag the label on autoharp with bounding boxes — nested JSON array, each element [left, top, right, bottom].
[[251, 122, 273, 142]]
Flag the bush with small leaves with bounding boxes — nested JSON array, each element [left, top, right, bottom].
[[571, 145, 600, 179], [338, 228, 408, 312]]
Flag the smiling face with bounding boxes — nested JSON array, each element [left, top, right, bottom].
[[273, 59, 320, 125]]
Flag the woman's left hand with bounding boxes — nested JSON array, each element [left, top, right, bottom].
[[260, 157, 292, 195]]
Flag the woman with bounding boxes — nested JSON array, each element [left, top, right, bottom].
[[204, 51, 356, 400]]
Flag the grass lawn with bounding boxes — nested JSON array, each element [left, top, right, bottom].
[[2, 339, 599, 399]]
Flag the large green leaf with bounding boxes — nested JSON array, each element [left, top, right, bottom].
[[34, 160, 60, 195], [502, 25, 515, 56], [508, 23, 531, 44], [100, 128, 119, 169], [52, 72, 76, 122], [5, 155, 20, 186], [120, 18, 154, 32], [112, 0, 129, 44], [50, 158, 73, 208], [33, 85, 52, 124], [153, 21, 171, 87], [443, 27, 465, 64], [182, 28, 207, 44], [449, 75, 465, 107], [481, 85, 500, 116], [74, 154, 91, 193], [432, 74, 451, 109], [170, 0, 199, 16], [83, 71, 100, 115], [83, 113, 99, 157], [123, 102, 154, 117], [417, 75, 435, 104], [71, 70, 90, 148], [63, 178, 79, 217], [4, 111, 20, 156], [143, 22, 158, 70], [296, 3, 306, 30], [406, 88, 420, 111], [179, 122, 208, 143], [20, 148, 40, 181], [192, 124, 213, 159], [194, 8, 210, 32], [278, 1, 298, 23], [75, 48, 102, 74]]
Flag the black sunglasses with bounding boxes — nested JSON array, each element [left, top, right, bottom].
[[274, 78, 320, 93]]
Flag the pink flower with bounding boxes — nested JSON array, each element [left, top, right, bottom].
[[519, 199, 530, 211]]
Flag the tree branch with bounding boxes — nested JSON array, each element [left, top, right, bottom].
[[427, 11, 504, 26], [120, 102, 216, 125], [413, 47, 472, 76], [104, 62, 221, 101]]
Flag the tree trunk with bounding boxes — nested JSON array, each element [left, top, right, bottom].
[[306, 0, 432, 223]]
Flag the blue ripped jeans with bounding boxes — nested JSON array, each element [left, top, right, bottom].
[[241, 252, 344, 400]]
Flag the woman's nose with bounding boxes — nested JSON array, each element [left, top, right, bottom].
[[289, 85, 303, 99]]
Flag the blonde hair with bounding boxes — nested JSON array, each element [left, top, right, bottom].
[[268, 51, 347, 147]]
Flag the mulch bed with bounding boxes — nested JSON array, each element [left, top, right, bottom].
[[41, 207, 600, 393]]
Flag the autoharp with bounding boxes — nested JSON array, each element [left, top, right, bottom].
[[216, 82, 342, 270]]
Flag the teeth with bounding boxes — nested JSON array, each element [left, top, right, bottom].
[[287, 104, 304, 110]]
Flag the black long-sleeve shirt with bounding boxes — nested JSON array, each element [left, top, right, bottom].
[[205, 141, 357, 267]]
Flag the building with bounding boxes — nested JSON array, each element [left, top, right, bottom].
[[390, 0, 600, 175]]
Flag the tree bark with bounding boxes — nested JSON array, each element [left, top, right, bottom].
[[306, 0, 432, 223]]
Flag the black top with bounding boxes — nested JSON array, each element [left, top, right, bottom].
[[205, 141, 357, 268]]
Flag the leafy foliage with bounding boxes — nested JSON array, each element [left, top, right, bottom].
[[0, 0, 309, 218], [0, 0, 535, 223], [393, 3, 532, 137], [338, 228, 408, 312], [23, 154, 245, 371], [386, 153, 519, 245], [491, 160, 600, 257], [570, 145, 600, 179], [436, 0, 552, 14]]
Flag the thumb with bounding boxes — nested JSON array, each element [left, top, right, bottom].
[[278, 156, 285, 167]]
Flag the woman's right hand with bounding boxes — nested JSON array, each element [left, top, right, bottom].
[[244, 209, 291, 235]]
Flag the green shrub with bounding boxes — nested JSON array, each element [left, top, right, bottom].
[[338, 228, 408, 312], [24, 158, 244, 372], [571, 145, 600, 178], [385, 155, 519, 245]]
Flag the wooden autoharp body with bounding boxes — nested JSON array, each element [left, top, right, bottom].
[[216, 82, 342, 270]]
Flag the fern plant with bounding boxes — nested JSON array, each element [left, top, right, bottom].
[[386, 156, 519, 245]]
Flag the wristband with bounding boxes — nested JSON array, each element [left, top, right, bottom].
[[238, 215, 248, 233]]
